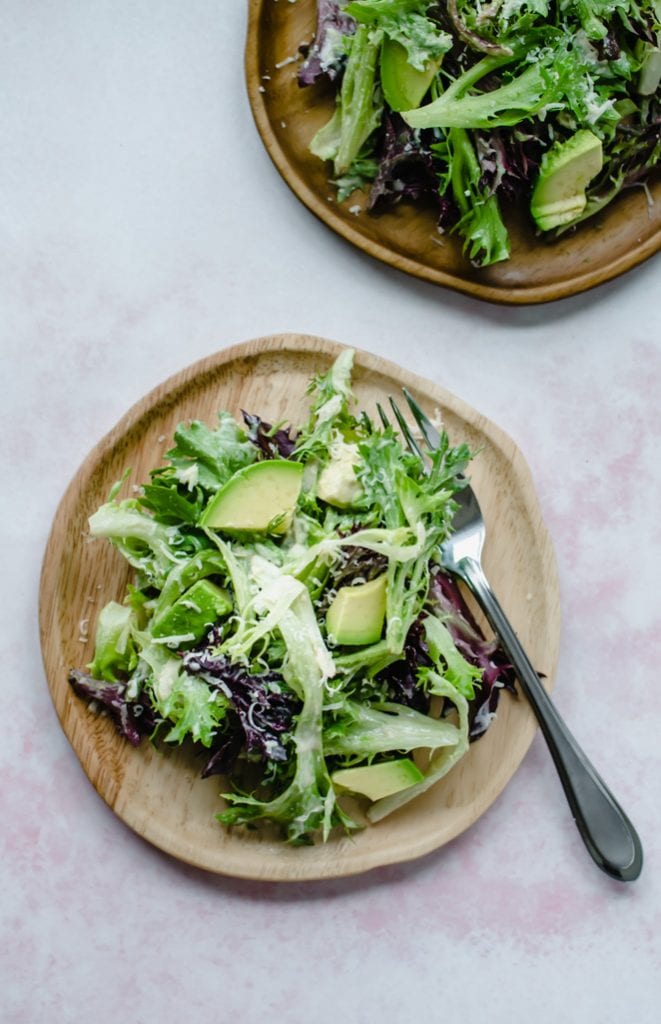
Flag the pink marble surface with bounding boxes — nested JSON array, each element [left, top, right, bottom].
[[1, 3, 660, 1022]]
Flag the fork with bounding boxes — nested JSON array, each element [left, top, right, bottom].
[[379, 388, 643, 883]]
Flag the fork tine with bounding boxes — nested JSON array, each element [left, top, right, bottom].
[[388, 397, 425, 461], [402, 387, 440, 450], [359, 409, 374, 434], [375, 402, 390, 431]]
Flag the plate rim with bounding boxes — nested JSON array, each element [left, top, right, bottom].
[[39, 333, 561, 880], [245, 0, 661, 306]]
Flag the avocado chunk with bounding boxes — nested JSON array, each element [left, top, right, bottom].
[[200, 460, 304, 534], [636, 42, 661, 96], [530, 130, 603, 231], [316, 442, 363, 509], [151, 579, 232, 642], [326, 574, 387, 646], [331, 758, 424, 801], [380, 38, 442, 112]]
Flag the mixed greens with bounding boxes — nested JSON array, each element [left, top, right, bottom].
[[70, 351, 514, 844], [298, 0, 660, 266]]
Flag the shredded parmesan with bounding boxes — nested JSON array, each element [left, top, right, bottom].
[[275, 55, 297, 69]]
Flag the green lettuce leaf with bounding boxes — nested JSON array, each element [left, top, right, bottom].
[[435, 127, 511, 267], [367, 669, 470, 821], [88, 500, 184, 587], [138, 638, 227, 747], [164, 412, 257, 493], [218, 558, 353, 843], [310, 24, 383, 175], [88, 601, 138, 682], [347, 0, 452, 69], [324, 698, 460, 756]]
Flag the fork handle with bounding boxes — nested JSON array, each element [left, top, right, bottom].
[[457, 556, 643, 882]]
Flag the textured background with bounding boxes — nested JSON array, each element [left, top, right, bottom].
[[1, 3, 660, 1022]]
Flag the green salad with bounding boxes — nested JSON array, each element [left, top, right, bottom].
[[70, 351, 514, 844], [298, 0, 660, 266]]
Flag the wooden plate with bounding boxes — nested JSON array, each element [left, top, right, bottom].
[[39, 334, 560, 880], [245, 0, 660, 305]]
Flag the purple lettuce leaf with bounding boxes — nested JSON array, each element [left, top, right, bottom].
[[182, 631, 301, 767], [474, 126, 546, 202], [368, 113, 452, 218], [298, 0, 355, 86], [197, 728, 244, 779], [242, 411, 297, 459], [376, 569, 515, 738], [428, 569, 517, 738], [377, 617, 433, 715], [68, 669, 157, 747]]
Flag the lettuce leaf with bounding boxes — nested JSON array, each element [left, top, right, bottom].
[[87, 601, 138, 682], [347, 0, 452, 69], [217, 558, 353, 843], [367, 669, 470, 821], [324, 698, 460, 756], [310, 24, 384, 175]]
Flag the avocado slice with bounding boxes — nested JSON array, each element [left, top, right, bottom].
[[326, 574, 387, 646], [200, 460, 304, 534], [380, 38, 442, 112], [151, 579, 232, 642], [530, 130, 603, 231], [331, 758, 424, 801]]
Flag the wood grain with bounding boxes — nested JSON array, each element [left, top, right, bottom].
[[245, 0, 660, 305], [39, 334, 561, 880]]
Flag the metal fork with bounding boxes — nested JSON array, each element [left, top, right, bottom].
[[379, 388, 643, 882]]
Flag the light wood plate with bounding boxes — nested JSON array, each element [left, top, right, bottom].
[[245, 0, 660, 305], [39, 334, 561, 880]]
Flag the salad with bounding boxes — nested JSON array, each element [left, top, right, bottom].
[[69, 351, 515, 844], [298, 0, 660, 266]]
